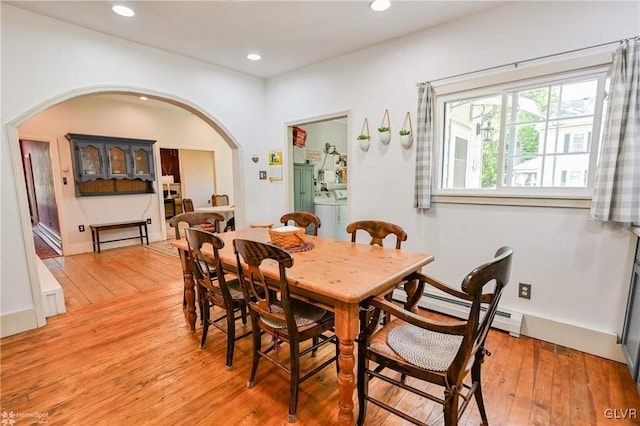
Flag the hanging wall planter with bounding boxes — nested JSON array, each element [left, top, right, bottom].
[[357, 118, 371, 151], [378, 109, 391, 145], [399, 111, 414, 149]]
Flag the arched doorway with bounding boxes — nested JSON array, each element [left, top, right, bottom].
[[6, 86, 243, 326]]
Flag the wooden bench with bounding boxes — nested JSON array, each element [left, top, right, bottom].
[[90, 220, 149, 253]]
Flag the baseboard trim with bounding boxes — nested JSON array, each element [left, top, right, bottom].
[[520, 314, 625, 363], [36, 257, 66, 317], [1, 308, 39, 338]]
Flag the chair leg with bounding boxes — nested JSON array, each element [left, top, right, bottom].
[[240, 302, 248, 327], [382, 292, 393, 325], [199, 303, 210, 349], [225, 309, 236, 371], [247, 326, 261, 388], [356, 344, 368, 425], [472, 353, 489, 425], [197, 288, 205, 325], [443, 387, 460, 426], [311, 336, 319, 357], [335, 338, 340, 374], [288, 343, 301, 423]]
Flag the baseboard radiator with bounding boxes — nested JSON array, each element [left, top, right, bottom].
[[392, 289, 523, 338]]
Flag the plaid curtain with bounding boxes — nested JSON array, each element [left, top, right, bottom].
[[414, 83, 434, 209], [591, 38, 640, 224]]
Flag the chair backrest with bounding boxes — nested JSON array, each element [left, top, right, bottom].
[[449, 247, 513, 385], [169, 212, 225, 239], [234, 239, 299, 332], [212, 194, 229, 207], [182, 198, 195, 212], [185, 228, 233, 307], [346, 220, 407, 249], [280, 212, 321, 236]]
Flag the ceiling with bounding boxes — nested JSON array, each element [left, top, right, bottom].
[[6, 1, 502, 79]]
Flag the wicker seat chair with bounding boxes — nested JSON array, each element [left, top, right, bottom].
[[346, 220, 407, 248], [182, 198, 195, 213], [279, 212, 321, 236], [356, 247, 513, 426], [169, 212, 225, 318], [346, 220, 415, 323], [233, 238, 338, 423], [211, 194, 229, 206], [186, 228, 250, 370]]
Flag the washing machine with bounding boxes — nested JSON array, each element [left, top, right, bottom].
[[314, 190, 348, 240]]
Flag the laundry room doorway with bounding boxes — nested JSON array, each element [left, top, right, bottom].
[[287, 114, 349, 240]]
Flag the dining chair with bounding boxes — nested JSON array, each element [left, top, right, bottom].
[[280, 212, 321, 236], [346, 220, 407, 248], [346, 220, 410, 323], [169, 211, 225, 240], [182, 198, 195, 213], [233, 238, 338, 423], [211, 194, 235, 231], [356, 247, 513, 426], [169, 212, 225, 317], [186, 228, 251, 370], [211, 194, 229, 206]]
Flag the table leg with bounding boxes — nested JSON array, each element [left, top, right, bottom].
[[334, 302, 360, 425], [179, 248, 197, 330]]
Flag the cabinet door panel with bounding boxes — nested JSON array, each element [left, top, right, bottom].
[[76, 142, 106, 181], [131, 145, 154, 180], [107, 144, 129, 178]]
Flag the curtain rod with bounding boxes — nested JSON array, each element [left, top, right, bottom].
[[416, 35, 639, 87]]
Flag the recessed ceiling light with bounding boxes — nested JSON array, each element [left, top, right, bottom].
[[247, 53, 261, 61], [139, 96, 148, 101], [369, 0, 391, 12], [112, 5, 135, 17]]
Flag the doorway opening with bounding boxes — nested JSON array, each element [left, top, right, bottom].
[[287, 114, 349, 240], [20, 138, 63, 257], [8, 87, 243, 327]]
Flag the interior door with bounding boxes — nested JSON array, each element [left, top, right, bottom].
[[22, 152, 39, 224], [180, 149, 215, 208]]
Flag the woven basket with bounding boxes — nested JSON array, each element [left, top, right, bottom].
[[269, 226, 306, 248]]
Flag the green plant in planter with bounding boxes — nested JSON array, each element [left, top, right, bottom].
[[399, 129, 411, 136], [378, 126, 390, 133], [357, 134, 371, 140]]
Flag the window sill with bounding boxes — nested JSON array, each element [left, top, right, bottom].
[[432, 194, 591, 209]]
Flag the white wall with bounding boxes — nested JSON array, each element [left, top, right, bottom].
[[2, 1, 639, 359], [265, 1, 639, 358], [1, 5, 269, 335]]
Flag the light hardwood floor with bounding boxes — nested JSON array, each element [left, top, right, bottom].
[[2, 244, 639, 425]]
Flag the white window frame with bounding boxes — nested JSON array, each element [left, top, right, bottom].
[[433, 61, 610, 208]]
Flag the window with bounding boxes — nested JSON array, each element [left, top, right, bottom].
[[437, 68, 608, 198]]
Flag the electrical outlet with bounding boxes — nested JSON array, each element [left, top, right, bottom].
[[519, 283, 531, 299], [146, 218, 152, 225], [78, 225, 85, 232]]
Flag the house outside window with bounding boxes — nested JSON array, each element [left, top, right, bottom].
[[437, 67, 609, 199]]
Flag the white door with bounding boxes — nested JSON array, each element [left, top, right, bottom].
[[180, 150, 215, 208]]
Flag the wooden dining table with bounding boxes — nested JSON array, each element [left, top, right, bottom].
[[171, 227, 434, 425]]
